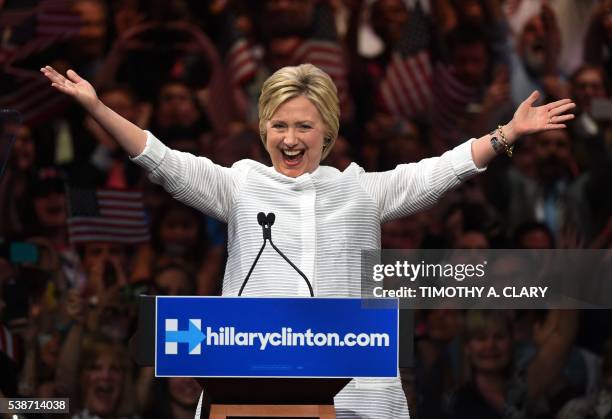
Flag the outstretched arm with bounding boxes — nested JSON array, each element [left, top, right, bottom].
[[40, 66, 146, 157], [41, 66, 242, 222], [527, 310, 579, 399], [361, 91, 575, 222]]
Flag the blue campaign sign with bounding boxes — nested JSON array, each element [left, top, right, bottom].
[[155, 297, 398, 378]]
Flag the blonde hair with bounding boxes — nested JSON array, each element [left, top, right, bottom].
[[461, 310, 513, 383], [258, 64, 340, 160], [463, 310, 512, 341], [79, 335, 137, 416]]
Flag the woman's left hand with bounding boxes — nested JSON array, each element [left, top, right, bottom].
[[507, 90, 575, 141]]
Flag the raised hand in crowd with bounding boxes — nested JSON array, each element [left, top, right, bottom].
[[537, 4, 569, 100], [163, 21, 233, 134], [464, 65, 512, 137], [66, 288, 87, 326], [540, 3, 562, 73], [483, 66, 511, 112], [432, 0, 504, 34], [93, 21, 160, 89], [529, 310, 579, 398], [85, 258, 127, 303], [584, 0, 612, 65]]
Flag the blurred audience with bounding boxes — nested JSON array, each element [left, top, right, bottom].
[[0, 0, 610, 417]]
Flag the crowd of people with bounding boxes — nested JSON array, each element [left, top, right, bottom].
[[1, 0, 611, 418]]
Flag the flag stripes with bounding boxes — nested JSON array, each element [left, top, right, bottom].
[[67, 189, 150, 244]]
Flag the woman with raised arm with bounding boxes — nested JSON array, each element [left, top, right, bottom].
[[41, 63, 575, 418]]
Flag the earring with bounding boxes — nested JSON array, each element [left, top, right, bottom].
[[323, 138, 331, 150]]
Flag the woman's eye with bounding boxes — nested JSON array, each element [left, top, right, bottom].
[[272, 123, 285, 129], [300, 125, 312, 130]]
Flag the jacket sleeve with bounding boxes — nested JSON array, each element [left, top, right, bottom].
[[130, 130, 243, 222], [360, 139, 486, 222]]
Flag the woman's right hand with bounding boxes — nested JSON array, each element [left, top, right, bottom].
[[42, 66, 147, 157], [40, 66, 99, 111]]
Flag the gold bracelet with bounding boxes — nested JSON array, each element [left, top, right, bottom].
[[496, 125, 514, 157]]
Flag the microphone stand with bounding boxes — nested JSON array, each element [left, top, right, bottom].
[[238, 213, 314, 297]]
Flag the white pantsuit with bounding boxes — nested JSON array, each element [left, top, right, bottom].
[[132, 131, 485, 418]]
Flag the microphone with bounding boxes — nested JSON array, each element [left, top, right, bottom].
[[257, 212, 266, 226], [239, 213, 269, 296], [238, 212, 314, 297]]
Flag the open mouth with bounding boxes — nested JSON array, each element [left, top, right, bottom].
[[281, 149, 305, 165], [531, 40, 546, 53], [93, 383, 116, 404]]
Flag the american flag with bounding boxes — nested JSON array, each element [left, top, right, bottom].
[[0, 72, 71, 126], [1, 0, 81, 62], [36, 0, 82, 37], [227, 38, 260, 86], [67, 189, 150, 244], [225, 3, 352, 116], [0, 0, 81, 125], [291, 4, 352, 117], [223, 9, 260, 86], [377, 3, 433, 120]]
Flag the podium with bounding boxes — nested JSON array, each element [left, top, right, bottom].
[[130, 296, 408, 418]]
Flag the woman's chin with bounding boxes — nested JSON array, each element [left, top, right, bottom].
[[279, 167, 305, 177], [274, 159, 319, 177], [276, 161, 315, 178]]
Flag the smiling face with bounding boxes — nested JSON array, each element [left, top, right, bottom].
[[33, 190, 67, 229], [519, 15, 547, 75], [159, 207, 199, 256], [452, 41, 489, 87], [83, 352, 123, 416], [82, 242, 126, 274], [265, 95, 327, 177], [571, 67, 606, 114], [72, 0, 107, 60], [12, 126, 35, 171], [466, 322, 512, 374], [533, 130, 571, 182]]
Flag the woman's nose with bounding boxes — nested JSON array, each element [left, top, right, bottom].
[[284, 129, 298, 146]]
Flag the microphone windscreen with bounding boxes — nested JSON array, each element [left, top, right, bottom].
[[267, 213, 276, 226], [257, 212, 266, 226]]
